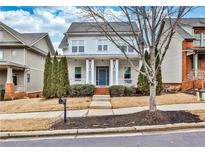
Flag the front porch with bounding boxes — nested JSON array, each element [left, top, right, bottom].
[[68, 56, 140, 88], [0, 61, 26, 99], [183, 48, 205, 89]]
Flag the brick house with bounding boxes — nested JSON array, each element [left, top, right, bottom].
[[162, 18, 205, 90]]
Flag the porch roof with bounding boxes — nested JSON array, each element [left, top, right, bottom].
[[64, 54, 140, 60], [0, 61, 28, 70], [186, 47, 205, 56]]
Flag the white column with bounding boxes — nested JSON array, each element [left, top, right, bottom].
[[86, 59, 89, 84], [115, 59, 119, 85], [91, 59, 95, 84], [194, 53, 198, 77], [6, 67, 13, 83], [110, 59, 113, 86]]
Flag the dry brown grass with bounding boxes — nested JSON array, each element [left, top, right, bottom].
[[189, 110, 205, 121], [111, 93, 202, 108], [0, 118, 57, 132], [0, 97, 91, 114]]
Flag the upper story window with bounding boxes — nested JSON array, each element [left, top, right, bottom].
[[124, 67, 131, 79], [194, 33, 201, 46], [0, 30, 3, 42], [0, 50, 3, 59], [203, 33, 205, 46], [120, 45, 134, 53], [98, 39, 108, 51], [72, 40, 84, 53]]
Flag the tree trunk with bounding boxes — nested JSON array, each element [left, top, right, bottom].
[[149, 81, 157, 112]]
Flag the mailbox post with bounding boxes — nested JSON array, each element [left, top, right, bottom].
[[58, 97, 67, 123]]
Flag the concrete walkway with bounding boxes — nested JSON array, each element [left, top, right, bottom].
[[0, 103, 205, 120]]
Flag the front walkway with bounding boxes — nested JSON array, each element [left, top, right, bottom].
[[0, 103, 205, 120]]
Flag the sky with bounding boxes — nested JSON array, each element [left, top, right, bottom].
[[0, 6, 205, 53]]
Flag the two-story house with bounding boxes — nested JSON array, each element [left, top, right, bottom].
[[162, 18, 205, 90], [0, 22, 55, 99], [59, 22, 140, 94]]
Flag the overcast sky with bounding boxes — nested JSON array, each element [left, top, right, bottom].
[[0, 6, 205, 53]]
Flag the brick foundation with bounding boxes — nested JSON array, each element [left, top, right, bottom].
[[95, 87, 110, 95], [4, 83, 15, 100], [26, 91, 42, 98]]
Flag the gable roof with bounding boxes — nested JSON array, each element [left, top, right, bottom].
[[164, 18, 205, 39], [59, 22, 138, 49], [0, 22, 55, 55]]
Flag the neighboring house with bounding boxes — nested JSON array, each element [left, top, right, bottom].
[[59, 22, 141, 94], [0, 22, 55, 99], [161, 18, 205, 90]]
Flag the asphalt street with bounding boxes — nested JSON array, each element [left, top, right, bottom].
[[1, 129, 205, 147]]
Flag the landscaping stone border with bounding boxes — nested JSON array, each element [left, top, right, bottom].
[[1, 122, 205, 139]]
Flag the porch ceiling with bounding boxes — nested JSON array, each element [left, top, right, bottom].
[[65, 54, 140, 60]]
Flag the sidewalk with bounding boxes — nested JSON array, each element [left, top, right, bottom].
[[0, 103, 205, 120]]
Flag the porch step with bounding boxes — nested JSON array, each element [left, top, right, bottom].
[[92, 95, 111, 101], [95, 87, 110, 95], [89, 101, 112, 109]]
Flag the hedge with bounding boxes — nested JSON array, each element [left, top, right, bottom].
[[109, 85, 137, 97], [69, 84, 95, 97]]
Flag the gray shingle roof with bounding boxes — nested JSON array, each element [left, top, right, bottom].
[[0, 22, 47, 45], [164, 18, 205, 39], [67, 22, 138, 33], [59, 22, 138, 49]]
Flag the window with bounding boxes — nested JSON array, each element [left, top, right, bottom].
[[128, 46, 134, 52], [0, 50, 3, 59], [98, 39, 108, 51], [27, 73, 30, 83], [194, 33, 201, 46], [75, 67, 81, 79], [72, 40, 84, 52], [203, 33, 205, 46], [120, 45, 127, 52], [124, 67, 131, 79]]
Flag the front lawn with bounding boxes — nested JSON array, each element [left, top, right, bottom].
[[111, 93, 202, 108], [0, 97, 91, 114]]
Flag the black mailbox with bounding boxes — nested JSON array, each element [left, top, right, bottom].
[[58, 97, 67, 104]]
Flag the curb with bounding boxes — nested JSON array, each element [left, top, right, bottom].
[[1, 122, 205, 139]]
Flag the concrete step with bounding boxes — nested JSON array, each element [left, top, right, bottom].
[[89, 101, 112, 109], [92, 95, 111, 101]]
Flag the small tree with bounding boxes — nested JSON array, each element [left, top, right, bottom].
[[137, 51, 150, 95], [43, 52, 52, 98], [62, 56, 70, 94], [51, 54, 59, 97]]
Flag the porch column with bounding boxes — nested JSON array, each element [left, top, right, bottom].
[[110, 59, 113, 86], [91, 59, 95, 84], [5, 67, 15, 99], [115, 59, 119, 85], [86, 59, 89, 84], [194, 53, 198, 77]]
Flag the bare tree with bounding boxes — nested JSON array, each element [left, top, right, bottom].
[[82, 6, 193, 112]]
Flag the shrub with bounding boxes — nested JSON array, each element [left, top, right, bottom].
[[125, 86, 136, 96], [69, 84, 95, 97], [109, 85, 126, 97]]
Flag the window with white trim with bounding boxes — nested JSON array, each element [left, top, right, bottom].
[[98, 39, 108, 51], [75, 67, 81, 79], [124, 67, 131, 79], [72, 40, 84, 52], [120, 45, 134, 53], [27, 73, 30, 83], [0, 49, 3, 59], [203, 33, 205, 46], [194, 33, 201, 46]]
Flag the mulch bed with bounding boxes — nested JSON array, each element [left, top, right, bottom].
[[50, 110, 204, 130]]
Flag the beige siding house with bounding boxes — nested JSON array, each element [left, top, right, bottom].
[[0, 22, 55, 99]]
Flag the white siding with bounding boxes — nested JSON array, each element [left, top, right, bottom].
[[63, 36, 138, 56], [161, 32, 184, 83]]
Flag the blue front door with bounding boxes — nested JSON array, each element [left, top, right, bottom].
[[99, 68, 106, 86], [97, 67, 109, 86]]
